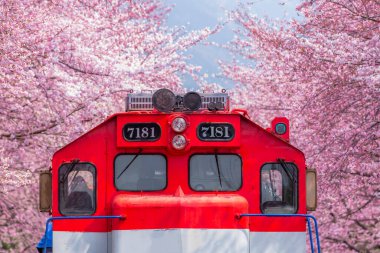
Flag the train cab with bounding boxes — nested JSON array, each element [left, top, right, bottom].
[[38, 89, 318, 253]]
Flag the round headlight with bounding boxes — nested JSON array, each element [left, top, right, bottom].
[[171, 117, 187, 133], [172, 135, 187, 150], [152, 88, 176, 112], [183, 92, 202, 111]]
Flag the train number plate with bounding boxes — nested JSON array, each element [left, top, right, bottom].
[[197, 123, 234, 141], [123, 123, 161, 141]]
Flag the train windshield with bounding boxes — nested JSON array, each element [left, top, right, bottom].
[[261, 163, 298, 214], [114, 154, 167, 191], [189, 154, 242, 191], [59, 163, 96, 215]]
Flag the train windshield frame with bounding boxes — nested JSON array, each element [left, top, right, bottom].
[[260, 163, 298, 214], [58, 162, 96, 216], [189, 154, 242, 192], [114, 154, 167, 191]]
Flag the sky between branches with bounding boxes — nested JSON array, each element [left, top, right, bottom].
[[163, 0, 302, 89]]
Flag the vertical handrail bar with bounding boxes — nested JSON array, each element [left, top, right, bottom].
[[239, 214, 321, 253], [308, 215, 321, 251], [42, 215, 124, 253], [306, 217, 314, 253]]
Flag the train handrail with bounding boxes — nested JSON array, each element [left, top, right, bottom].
[[238, 213, 321, 253], [42, 214, 320, 253], [42, 215, 124, 253]]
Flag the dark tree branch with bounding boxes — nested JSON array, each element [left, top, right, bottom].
[[58, 60, 110, 76]]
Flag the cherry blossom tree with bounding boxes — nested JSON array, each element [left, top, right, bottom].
[[0, 0, 213, 251], [222, 0, 379, 252]]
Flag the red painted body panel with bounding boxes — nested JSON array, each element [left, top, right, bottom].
[[111, 192, 248, 230], [52, 111, 306, 233], [115, 113, 241, 150]]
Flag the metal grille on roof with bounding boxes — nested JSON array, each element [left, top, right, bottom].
[[125, 94, 154, 111], [200, 94, 229, 110], [125, 93, 229, 111]]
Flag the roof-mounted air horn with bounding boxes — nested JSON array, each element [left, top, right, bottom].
[[125, 89, 229, 112]]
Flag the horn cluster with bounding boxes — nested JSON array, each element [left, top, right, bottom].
[[152, 89, 202, 113]]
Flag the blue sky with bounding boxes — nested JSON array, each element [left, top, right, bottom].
[[163, 0, 301, 89]]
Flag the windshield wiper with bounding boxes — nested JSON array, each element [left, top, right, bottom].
[[214, 153, 223, 190], [277, 158, 297, 184], [117, 149, 142, 179], [60, 159, 79, 184]]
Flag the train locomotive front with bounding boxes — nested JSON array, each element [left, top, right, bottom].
[[38, 89, 319, 253]]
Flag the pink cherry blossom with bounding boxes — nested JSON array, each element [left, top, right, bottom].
[[222, 0, 379, 252], [0, 0, 213, 251]]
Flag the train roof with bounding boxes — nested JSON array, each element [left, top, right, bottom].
[[53, 109, 304, 158]]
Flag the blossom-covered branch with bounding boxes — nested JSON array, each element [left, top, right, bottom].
[[222, 0, 379, 251]]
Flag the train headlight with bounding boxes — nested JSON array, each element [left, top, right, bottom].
[[152, 88, 176, 112], [172, 135, 187, 150], [183, 92, 202, 111], [171, 117, 187, 133]]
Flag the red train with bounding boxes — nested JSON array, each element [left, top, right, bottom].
[[39, 89, 319, 253]]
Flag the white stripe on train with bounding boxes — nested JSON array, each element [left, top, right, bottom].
[[53, 230, 305, 253]]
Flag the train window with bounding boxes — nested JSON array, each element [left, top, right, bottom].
[[59, 163, 96, 215], [114, 154, 167, 191], [261, 163, 298, 214], [189, 154, 242, 191]]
